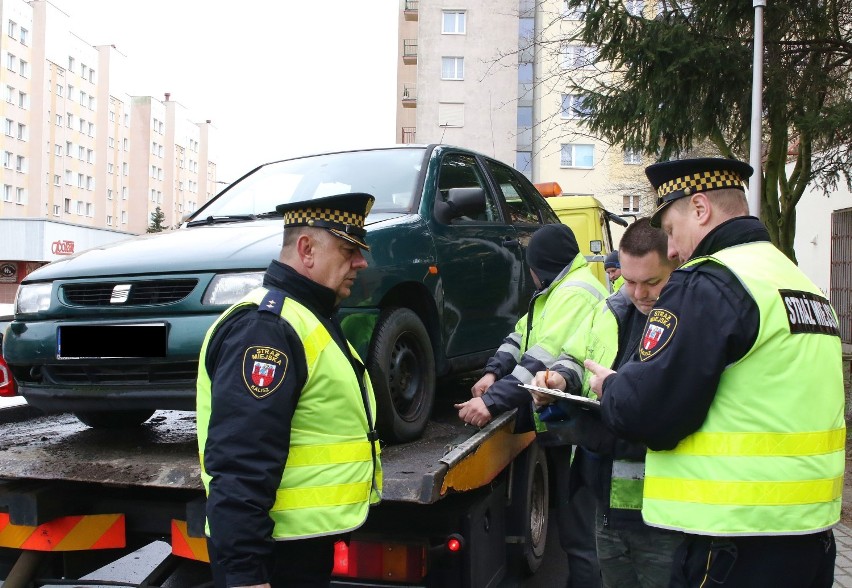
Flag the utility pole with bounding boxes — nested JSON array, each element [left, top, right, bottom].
[[748, 0, 766, 218]]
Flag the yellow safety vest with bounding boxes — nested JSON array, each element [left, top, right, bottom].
[[197, 287, 382, 540], [642, 242, 845, 536]]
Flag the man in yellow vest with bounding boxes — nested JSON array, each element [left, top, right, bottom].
[[197, 193, 382, 588], [533, 218, 683, 587], [456, 223, 607, 588], [604, 250, 624, 292], [585, 158, 844, 587]]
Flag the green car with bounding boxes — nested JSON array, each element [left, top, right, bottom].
[[3, 144, 559, 442]]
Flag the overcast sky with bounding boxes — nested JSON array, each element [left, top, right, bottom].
[[52, 0, 399, 183]]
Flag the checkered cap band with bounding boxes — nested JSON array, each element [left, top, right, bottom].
[[657, 170, 744, 200], [283, 207, 365, 230]]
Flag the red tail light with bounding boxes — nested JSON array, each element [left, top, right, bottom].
[[0, 356, 16, 397], [333, 539, 427, 583]]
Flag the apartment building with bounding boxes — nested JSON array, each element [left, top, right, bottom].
[[395, 0, 655, 218], [0, 0, 216, 303]]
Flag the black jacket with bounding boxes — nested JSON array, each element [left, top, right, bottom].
[[600, 216, 764, 450]]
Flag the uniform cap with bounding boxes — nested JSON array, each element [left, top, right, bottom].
[[276, 192, 375, 250], [646, 158, 753, 227], [604, 250, 620, 269]]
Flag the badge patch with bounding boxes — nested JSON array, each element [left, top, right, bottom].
[[242, 346, 288, 398], [639, 308, 678, 361]]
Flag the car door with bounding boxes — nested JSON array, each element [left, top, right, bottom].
[[429, 151, 524, 360]]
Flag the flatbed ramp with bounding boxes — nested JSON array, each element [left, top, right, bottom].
[[0, 406, 525, 503]]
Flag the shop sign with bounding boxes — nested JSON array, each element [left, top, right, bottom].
[[51, 240, 75, 255], [0, 262, 16, 283]]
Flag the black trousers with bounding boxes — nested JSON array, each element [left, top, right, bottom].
[[210, 535, 338, 588], [551, 445, 602, 588], [670, 530, 836, 588]]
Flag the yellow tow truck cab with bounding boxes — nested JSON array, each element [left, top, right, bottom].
[[534, 182, 627, 287]]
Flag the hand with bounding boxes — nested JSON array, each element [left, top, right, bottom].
[[532, 370, 566, 391], [584, 359, 616, 398], [471, 373, 496, 397], [454, 397, 493, 427]]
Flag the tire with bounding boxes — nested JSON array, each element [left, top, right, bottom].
[[507, 441, 549, 575], [367, 307, 435, 444], [73, 409, 156, 428]]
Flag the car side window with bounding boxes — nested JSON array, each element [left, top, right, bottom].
[[486, 160, 552, 224], [436, 153, 500, 223]]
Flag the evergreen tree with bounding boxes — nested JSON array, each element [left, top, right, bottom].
[[557, 0, 852, 260], [147, 206, 166, 233]]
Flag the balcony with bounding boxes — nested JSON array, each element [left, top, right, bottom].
[[402, 84, 416, 108], [404, 0, 418, 20], [403, 39, 417, 64], [401, 127, 416, 144]]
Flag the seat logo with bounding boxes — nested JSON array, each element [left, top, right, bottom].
[[110, 284, 131, 304]]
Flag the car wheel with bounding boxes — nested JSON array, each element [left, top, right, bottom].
[[507, 441, 549, 575], [73, 409, 156, 428], [368, 307, 435, 444]]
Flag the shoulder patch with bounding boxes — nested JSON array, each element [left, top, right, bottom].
[[638, 308, 678, 361], [242, 345, 288, 398], [779, 289, 840, 336], [257, 289, 286, 315]]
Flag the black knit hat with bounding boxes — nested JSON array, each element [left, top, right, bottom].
[[526, 224, 580, 286], [604, 250, 620, 269]]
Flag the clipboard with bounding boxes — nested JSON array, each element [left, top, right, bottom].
[[518, 383, 601, 412]]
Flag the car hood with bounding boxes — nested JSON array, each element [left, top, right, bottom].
[[26, 213, 410, 281]]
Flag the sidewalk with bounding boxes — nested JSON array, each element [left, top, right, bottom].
[[835, 523, 852, 586]]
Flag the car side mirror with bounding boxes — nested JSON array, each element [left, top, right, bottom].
[[434, 187, 487, 224]]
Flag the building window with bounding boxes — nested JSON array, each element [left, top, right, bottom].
[[441, 57, 464, 80], [7, 20, 16, 38], [53, 204, 61, 216], [67, 113, 74, 128], [15, 187, 25, 204], [19, 60, 27, 78], [88, 68, 95, 83], [87, 176, 94, 191], [77, 173, 84, 187], [561, 45, 597, 69], [107, 163, 114, 174], [516, 151, 532, 178], [79, 91, 87, 106], [56, 84, 63, 97], [123, 138, 129, 150], [88, 122, 94, 136], [107, 215, 113, 225], [562, 1, 587, 19], [68, 56, 75, 71], [85, 202, 92, 216], [56, 114, 63, 126], [81, 64, 88, 79], [16, 123, 26, 140], [623, 194, 640, 213], [76, 201, 83, 215], [560, 143, 595, 168], [19, 27, 28, 45], [4, 85, 12, 103], [4, 118, 13, 136], [442, 11, 466, 34], [108, 137, 115, 148], [65, 170, 72, 185], [109, 111, 115, 122], [78, 146, 85, 160], [15, 155, 25, 172], [623, 148, 642, 165], [121, 211, 127, 224], [122, 186, 128, 199], [87, 149, 94, 163], [54, 174, 61, 186], [2, 151, 11, 168], [66, 141, 72, 154], [55, 144, 62, 156], [2, 185, 11, 202], [64, 197, 71, 213], [561, 93, 591, 119], [67, 84, 74, 100], [625, 0, 645, 16], [18, 91, 27, 109], [107, 188, 113, 200], [6, 53, 16, 71], [123, 162, 128, 176]]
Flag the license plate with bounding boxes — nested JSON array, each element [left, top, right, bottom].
[[58, 323, 168, 359]]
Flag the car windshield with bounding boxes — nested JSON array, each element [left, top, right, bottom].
[[196, 147, 426, 219]]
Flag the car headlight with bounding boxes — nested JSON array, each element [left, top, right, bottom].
[[15, 282, 53, 314], [202, 272, 264, 305]]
